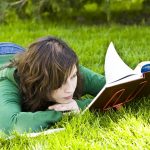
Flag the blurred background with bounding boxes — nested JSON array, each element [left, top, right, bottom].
[[0, 0, 150, 25]]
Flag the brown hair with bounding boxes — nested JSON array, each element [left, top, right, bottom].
[[10, 36, 83, 112]]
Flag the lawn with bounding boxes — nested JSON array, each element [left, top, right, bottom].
[[0, 20, 150, 150]]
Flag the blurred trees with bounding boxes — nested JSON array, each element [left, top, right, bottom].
[[0, 0, 149, 24]]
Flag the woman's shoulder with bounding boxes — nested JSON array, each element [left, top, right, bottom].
[[0, 67, 18, 87]]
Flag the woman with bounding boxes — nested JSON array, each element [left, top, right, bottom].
[[0, 36, 106, 134]]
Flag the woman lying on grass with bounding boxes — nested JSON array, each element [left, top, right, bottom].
[[0, 36, 106, 135]]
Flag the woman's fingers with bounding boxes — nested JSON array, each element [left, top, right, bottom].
[[48, 101, 79, 112], [48, 104, 69, 111]]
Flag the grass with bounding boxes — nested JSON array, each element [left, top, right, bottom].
[[0, 20, 150, 149]]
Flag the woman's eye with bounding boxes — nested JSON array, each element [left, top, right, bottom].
[[72, 73, 77, 79]]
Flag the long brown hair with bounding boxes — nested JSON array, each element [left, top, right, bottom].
[[10, 36, 83, 112]]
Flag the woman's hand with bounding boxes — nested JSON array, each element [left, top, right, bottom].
[[48, 99, 80, 113]]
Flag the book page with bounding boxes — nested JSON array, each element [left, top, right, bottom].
[[106, 74, 143, 87], [105, 42, 139, 84], [134, 61, 150, 74]]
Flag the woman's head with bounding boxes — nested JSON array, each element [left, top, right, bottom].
[[12, 36, 82, 111]]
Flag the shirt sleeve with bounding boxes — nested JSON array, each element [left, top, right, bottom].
[[79, 65, 106, 97], [0, 79, 63, 134], [76, 99, 92, 110]]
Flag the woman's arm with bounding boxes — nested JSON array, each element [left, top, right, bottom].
[[79, 65, 106, 97], [0, 79, 62, 134]]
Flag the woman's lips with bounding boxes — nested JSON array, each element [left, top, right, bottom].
[[63, 95, 73, 100]]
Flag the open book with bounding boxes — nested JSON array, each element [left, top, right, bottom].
[[83, 42, 150, 112]]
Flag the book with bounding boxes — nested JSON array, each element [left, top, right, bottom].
[[83, 42, 150, 112]]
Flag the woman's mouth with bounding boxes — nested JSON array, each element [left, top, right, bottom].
[[63, 95, 73, 100]]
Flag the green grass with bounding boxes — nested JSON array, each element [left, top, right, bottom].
[[0, 20, 150, 149]]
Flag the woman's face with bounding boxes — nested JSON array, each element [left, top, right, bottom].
[[50, 65, 77, 104]]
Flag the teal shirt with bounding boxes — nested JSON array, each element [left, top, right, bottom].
[[0, 65, 105, 134]]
